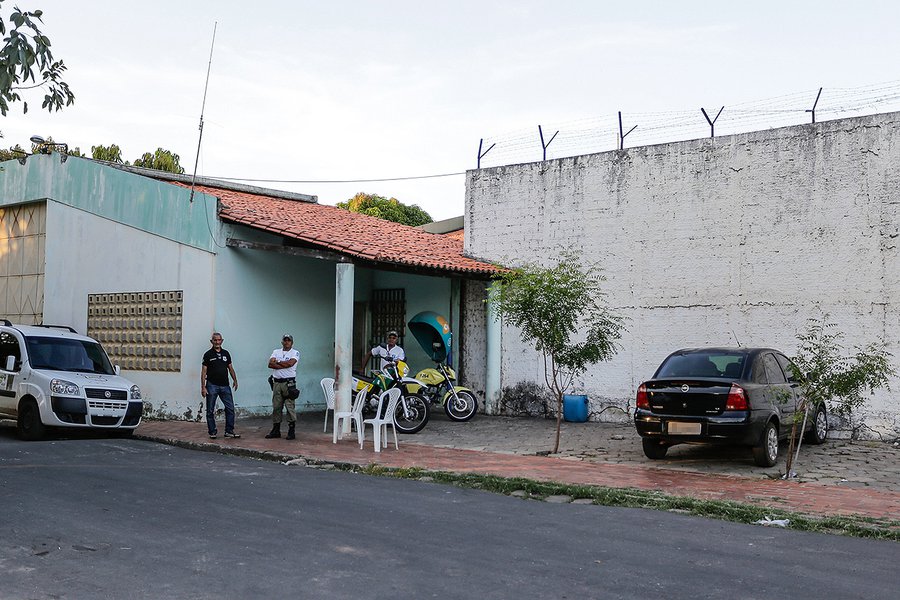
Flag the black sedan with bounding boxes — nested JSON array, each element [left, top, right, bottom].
[[634, 347, 827, 467]]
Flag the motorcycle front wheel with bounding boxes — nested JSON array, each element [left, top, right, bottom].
[[394, 393, 430, 434], [444, 389, 478, 422]]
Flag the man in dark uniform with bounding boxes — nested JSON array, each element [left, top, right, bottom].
[[201, 332, 240, 439]]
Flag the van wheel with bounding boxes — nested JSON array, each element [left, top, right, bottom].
[[752, 422, 779, 467], [17, 399, 47, 441]]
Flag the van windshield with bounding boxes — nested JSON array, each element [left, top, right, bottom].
[[24, 336, 115, 375]]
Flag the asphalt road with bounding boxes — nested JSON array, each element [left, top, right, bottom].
[[1, 430, 898, 600]]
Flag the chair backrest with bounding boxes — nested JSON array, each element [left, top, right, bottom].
[[376, 388, 401, 421], [351, 388, 368, 417], [320, 377, 336, 409]]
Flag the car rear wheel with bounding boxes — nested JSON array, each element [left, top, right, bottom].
[[805, 404, 828, 445], [641, 438, 668, 460], [752, 422, 779, 467], [17, 399, 47, 441]]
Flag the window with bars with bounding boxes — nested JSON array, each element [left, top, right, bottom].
[[371, 288, 405, 347]]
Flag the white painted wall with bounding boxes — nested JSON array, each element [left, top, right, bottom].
[[465, 112, 900, 435], [43, 201, 216, 416]]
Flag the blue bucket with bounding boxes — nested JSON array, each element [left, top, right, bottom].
[[563, 394, 589, 423]]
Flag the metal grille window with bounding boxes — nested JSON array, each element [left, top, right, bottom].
[[87, 290, 183, 372], [371, 289, 405, 347]]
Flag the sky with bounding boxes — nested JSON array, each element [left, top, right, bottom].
[[4, 1, 900, 221]]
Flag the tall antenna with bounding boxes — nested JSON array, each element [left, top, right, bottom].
[[189, 22, 218, 203]]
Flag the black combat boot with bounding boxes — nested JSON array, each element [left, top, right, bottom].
[[286, 422, 296, 440], [265, 423, 281, 439]]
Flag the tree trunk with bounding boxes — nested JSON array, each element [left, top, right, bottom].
[[784, 398, 806, 477]]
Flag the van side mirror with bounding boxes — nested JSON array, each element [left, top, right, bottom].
[[115, 365, 121, 376], [4, 355, 13, 371]]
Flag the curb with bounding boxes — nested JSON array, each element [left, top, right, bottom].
[[134, 433, 363, 470]]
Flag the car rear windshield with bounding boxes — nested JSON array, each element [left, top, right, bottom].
[[655, 352, 746, 379], [25, 336, 115, 375]]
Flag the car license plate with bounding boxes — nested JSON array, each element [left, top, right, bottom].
[[667, 421, 701, 435]]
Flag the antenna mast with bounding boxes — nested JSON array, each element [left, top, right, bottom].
[[189, 22, 218, 203]]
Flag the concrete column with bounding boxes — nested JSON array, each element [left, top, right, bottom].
[[449, 278, 461, 367], [334, 262, 355, 433], [485, 293, 501, 415]]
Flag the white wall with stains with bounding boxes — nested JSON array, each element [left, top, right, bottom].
[[464, 112, 900, 435]]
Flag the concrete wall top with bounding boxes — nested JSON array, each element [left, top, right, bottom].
[[0, 155, 218, 253]]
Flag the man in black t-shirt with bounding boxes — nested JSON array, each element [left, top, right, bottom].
[[201, 332, 240, 439]]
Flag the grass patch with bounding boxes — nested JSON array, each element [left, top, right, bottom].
[[347, 464, 899, 542]]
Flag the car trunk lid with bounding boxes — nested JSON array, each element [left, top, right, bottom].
[[643, 378, 732, 415]]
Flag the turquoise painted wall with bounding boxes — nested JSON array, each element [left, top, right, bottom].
[[0, 155, 217, 252], [214, 224, 339, 414]]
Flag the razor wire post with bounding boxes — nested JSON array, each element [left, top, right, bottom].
[[539, 125, 559, 161], [477, 138, 496, 169], [618, 111, 637, 150], [805, 87, 823, 123], [701, 106, 725, 138]]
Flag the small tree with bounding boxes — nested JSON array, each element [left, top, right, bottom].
[[0, 142, 24, 160], [336, 192, 432, 226], [489, 251, 625, 453], [784, 316, 895, 476], [92, 143, 126, 163], [132, 147, 184, 174]]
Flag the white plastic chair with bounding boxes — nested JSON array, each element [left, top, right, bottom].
[[333, 388, 367, 445], [361, 388, 401, 452], [320, 377, 335, 432]]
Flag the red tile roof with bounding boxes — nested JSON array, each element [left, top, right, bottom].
[[181, 183, 499, 277]]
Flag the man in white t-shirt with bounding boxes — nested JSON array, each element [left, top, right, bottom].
[[265, 334, 300, 440], [371, 330, 405, 371]]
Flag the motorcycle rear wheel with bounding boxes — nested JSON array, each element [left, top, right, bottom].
[[394, 393, 430, 434], [444, 389, 478, 422]]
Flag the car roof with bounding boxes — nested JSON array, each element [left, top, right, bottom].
[[667, 347, 783, 357], [3, 324, 95, 343]]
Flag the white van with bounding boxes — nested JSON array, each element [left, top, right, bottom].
[[0, 321, 143, 440]]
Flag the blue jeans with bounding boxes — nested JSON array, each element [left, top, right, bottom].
[[206, 383, 236, 435]]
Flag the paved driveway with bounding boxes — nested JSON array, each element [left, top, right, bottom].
[[374, 413, 900, 493]]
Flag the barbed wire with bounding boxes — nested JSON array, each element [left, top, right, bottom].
[[477, 79, 900, 168], [212, 80, 900, 184]]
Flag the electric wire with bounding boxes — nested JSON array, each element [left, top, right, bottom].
[[202, 80, 900, 183]]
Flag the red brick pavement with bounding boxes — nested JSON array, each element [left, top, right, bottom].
[[136, 419, 900, 521]]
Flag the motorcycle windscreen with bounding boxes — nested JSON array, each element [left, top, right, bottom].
[[407, 311, 452, 363]]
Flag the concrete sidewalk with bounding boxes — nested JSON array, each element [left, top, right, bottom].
[[135, 413, 900, 521]]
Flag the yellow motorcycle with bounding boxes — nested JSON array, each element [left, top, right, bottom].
[[409, 361, 478, 421], [406, 311, 479, 422]]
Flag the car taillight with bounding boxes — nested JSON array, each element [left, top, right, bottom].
[[636, 383, 650, 409], [726, 384, 748, 410]]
